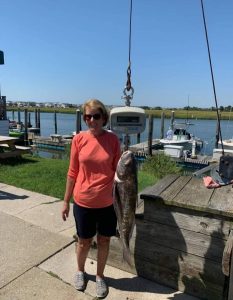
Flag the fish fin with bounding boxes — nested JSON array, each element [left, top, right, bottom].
[[113, 184, 123, 236], [114, 172, 124, 183], [129, 217, 135, 240], [113, 182, 123, 223], [123, 246, 132, 266]]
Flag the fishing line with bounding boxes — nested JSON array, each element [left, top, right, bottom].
[[200, 0, 224, 155]]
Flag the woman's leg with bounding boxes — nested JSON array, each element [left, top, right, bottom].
[[76, 237, 93, 272], [96, 234, 111, 278]]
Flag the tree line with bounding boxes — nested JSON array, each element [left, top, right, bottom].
[[140, 105, 233, 112]]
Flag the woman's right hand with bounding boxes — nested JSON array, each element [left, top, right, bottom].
[[62, 201, 70, 221]]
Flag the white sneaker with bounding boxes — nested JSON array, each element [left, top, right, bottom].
[[96, 277, 108, 298], [74, 271, 86, 291]]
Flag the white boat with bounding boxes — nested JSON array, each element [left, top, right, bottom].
[[160, 122, 203, 151], [218, 139, 233, 150]]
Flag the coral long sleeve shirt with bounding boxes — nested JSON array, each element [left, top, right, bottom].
[[67, 130, 121, 208]]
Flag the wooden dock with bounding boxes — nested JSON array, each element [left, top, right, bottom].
[[129, 139, 161, 152], [32, 135, 72, 151], [88, 174, 233, 300]]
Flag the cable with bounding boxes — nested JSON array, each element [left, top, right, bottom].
[[200, 0, 224, 155], [126, 0, 133, 92]]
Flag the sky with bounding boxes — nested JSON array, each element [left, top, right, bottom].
[[1, 0, 233, 108]]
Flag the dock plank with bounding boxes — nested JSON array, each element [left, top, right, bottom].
[[209, 185, 233, 217], [172, 176, 214, 211], [159, 176, 192, 203]]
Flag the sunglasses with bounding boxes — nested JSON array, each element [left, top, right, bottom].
[[84, 113, 102, 121]]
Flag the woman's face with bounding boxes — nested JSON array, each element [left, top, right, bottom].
[[84, 107, 105, 135]]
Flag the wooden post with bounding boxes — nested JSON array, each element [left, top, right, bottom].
[[12, 110, 15, 121], [54, 110, 57, 134], [35, 109, 38, 128], [0, 96, 7, 120], [24, 109, 28, 146], [215, 114, 220, 148], [148, 114, 153, 156], [171, 110, 175, 130], [28, 112, 32, 127], [160, 111, 165, 139], [17, 109, 21, 124], [76, 109, 81, 134], [37, 108, 40, 130]]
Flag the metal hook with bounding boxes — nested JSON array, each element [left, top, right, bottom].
[[122, 86, 134, 106]]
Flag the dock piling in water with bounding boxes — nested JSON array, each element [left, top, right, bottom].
[[54, 110, 57, 134], [148, 114, 154, 156], [160, 111, 165, 139], [76, 109, 81, 134]]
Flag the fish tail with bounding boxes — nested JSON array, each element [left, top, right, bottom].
[[123, 246, 132, 266]]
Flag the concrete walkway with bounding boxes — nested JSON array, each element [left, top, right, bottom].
[[0, 183, 200, 300]]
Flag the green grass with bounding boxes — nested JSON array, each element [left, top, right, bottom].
[[0, 155, 69, 199], [0, 154, 159, 199], [141, 152, 181, 179], [0, 153, 178, 199], [138, 170, 157, 191]]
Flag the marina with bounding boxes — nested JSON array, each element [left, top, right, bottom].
[[3, 109, 231, 171], [6, 110, 233, 156]]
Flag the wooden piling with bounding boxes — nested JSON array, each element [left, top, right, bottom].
[[148, 114, 154, 156], [17, 109, 21, 124], [160, 111, 165, 139], [37, 109, 41, 130], [35, 109, 38, 128], [76, 109, 81, 134], [54, 110, 57, 134], [215, 113, 221, 148], [28, 112, 32, 127], [171, 110, 175, 129], [24, 109, 28, 146]]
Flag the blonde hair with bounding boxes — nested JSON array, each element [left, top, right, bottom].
[[82, 99, 109, 126]]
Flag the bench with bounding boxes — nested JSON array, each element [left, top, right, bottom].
[[0, 145, 31, 159]]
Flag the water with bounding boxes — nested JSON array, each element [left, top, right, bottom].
[[7, 110, 233, 157]]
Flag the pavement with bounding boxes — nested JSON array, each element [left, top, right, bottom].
[[0, 182, 200, 300]]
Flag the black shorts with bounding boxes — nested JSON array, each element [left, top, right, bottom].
[[73, 202, 117, 239]]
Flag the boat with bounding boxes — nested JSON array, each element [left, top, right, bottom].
[[9, 120, 17, 129], [160, 121, 203, 151], [218, 139, 233, 150]]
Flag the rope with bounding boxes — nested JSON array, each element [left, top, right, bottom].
[[126, 0, 133, 92], [200, 0, 224, 155]]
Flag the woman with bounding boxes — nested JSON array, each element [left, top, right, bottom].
[[61, 99, 121, 298]]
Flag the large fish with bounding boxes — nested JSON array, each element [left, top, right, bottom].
[[113, 150, 138, 266]]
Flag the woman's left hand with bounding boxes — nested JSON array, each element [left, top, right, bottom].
[[62, 201, 70, 221]]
